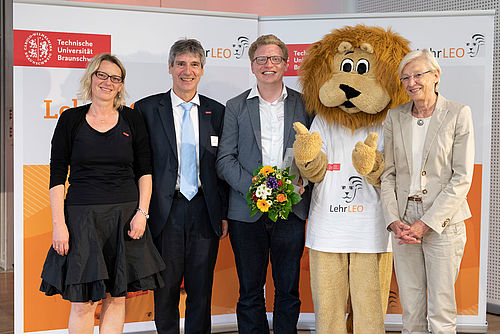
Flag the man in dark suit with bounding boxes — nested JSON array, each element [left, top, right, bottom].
[[216, 34, 312, 334], [134, 38, 227, 334]]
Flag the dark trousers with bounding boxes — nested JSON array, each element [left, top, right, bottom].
[[153, 191, 219, 334], [229, 213, 305, 334]]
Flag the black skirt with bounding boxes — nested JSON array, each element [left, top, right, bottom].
[[40, 201, 165, 302]]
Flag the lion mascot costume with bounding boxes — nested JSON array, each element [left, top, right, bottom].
[[293, 25, 410, 333]]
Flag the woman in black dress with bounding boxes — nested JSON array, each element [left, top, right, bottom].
[[40, 53, 165, 333]]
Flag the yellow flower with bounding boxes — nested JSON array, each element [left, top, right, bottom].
[[257, 199, 270, 212], [277, 194, 287, 202], [260, 166, 274, 176]]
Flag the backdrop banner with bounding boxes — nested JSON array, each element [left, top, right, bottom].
[[13, 2, 492, 332], [13, 1, 256, 333], [259, 11, 493, 332]]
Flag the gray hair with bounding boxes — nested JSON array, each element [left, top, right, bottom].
[[168, 38, 206, 68], [78, 53, 127, 110], [399, 49, 441, 91]]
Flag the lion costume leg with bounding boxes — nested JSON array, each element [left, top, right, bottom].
[[350, 253, 385, 334], [310, 249, 349, 334], [378, 252, 393, 318], [345, 252, 392, 333]]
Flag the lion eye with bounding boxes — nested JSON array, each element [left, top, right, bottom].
[[356, 59, 370, 74], [340, 59, 354, 72]]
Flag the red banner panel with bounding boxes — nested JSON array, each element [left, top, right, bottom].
[[284, 44, 310, 77], [14, 30, 111, 68]]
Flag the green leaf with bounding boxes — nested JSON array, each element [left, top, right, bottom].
[[290, 193, 302, 205], [250, 207, 259, 216], [268, 211, 278, 222], [246, 191, 253, 203]]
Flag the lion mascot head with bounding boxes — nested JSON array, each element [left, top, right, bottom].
[[299, 25, 411, 131]]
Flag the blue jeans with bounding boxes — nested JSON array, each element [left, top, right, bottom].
[[229, 213, 305, 334]]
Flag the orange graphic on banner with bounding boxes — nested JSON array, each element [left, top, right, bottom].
[[23, 165, 239, 331], [386, 164, 482, 315], [23, 164, 482, 331]]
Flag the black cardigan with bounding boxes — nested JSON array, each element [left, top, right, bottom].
[[49, 104, 152, 189]]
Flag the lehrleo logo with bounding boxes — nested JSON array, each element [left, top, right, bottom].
[[427, 33, 486, 59], [466, 34, 485, 57], [24, 32, 53, 65], [341, 176, 363, 204], [232, 36, 249, 59], [329, 175, 365, 214], [14, 30, 111, 68], [205, 35, 250, 60]]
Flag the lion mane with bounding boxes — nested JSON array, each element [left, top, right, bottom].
[[299, 25, 411, 131]]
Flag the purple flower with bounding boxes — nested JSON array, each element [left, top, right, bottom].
[[266, 177, 278, 189]]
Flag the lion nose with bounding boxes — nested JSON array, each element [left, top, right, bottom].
[[340, 84, 361, 99]]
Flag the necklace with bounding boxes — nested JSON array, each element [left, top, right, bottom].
[[412, 105, 427, 126], [89, 107, 115, 123]]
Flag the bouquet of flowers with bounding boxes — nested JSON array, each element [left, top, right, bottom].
[[246, 165, 302, 222]]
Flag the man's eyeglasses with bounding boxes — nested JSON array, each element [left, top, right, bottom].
[[94, 71, 123, 83], [400, 70, 432, 84], [252, 56, 286, 65]]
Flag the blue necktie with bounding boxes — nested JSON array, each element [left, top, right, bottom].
[[180, 102, 198, 200]]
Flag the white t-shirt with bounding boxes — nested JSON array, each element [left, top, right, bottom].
[[306, 116, 391, 253]]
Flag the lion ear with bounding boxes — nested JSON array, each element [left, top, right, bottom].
[[360, 42, 374, 54], [338, 41, 353, 54]]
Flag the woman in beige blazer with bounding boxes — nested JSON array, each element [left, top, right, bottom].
[[381, 49, 474, 334]]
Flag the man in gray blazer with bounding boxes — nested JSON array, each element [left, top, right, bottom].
[[216, 34, 312, 334]]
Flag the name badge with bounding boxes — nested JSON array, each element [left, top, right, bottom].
[[211, 136, 218, 147]]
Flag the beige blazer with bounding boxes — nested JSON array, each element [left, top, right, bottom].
[[381, 94, 475, 234]]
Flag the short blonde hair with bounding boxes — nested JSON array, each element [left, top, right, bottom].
[[248, 34, 289, 61], [399, 49, 441, 91], [78, 53, 127, 110]]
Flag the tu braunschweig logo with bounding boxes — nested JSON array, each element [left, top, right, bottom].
[[24, 32, 52, 65]]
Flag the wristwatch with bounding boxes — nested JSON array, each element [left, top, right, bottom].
[[136, 208, 149, 219]]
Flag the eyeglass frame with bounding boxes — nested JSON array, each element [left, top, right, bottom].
[[400, 70, 433, 84], [252, 55, 287, 65], [94, 70, 124, 84]]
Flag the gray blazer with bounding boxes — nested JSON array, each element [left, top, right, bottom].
[[216, 87, 312, 222], [381, 94, 475, 234]]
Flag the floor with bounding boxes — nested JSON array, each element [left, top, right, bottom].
[[0, 272, 13, 334], [1, 271, 499, 333]]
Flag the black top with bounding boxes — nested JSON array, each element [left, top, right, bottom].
[[49, 104, 152, 205]]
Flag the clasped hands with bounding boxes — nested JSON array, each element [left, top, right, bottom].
[[389, 219, 430, 245]]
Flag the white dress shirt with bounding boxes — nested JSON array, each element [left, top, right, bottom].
[[171, 90, 202, 189], [247, 84, 287, 168]]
